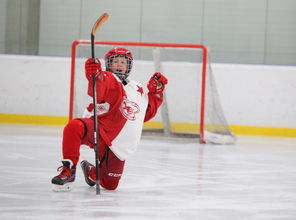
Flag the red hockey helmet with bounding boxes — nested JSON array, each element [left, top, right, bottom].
[[104, 47, 133, 81]]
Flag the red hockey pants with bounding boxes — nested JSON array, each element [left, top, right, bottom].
[[62, 119, 125, 190]]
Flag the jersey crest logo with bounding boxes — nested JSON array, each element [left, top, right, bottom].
[[120, 97, 140, 121]]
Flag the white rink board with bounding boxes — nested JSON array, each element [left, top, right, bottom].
[[0, 55, 296, 128]]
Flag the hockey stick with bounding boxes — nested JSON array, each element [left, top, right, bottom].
[[90, 13, 109, 195]]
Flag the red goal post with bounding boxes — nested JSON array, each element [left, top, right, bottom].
[[69, 40, 236, 144]]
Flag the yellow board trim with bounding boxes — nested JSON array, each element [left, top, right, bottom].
[[0, 113, 295, 137], [0, 113, 68, 126], [229, 125, 296, 138], [143, 121, 296, 138], [143, 121, 200, 133]]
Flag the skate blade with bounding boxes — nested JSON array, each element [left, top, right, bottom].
[[52, 183, 73, 192]]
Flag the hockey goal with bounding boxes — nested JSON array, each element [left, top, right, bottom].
[[69, 40, 236, 144]]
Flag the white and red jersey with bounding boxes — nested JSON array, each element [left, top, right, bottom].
[[84, 71, 163, 161]]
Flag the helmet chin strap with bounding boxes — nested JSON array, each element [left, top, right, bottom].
[[114, 72, 129, 82]]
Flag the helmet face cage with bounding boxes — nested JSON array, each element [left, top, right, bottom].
[[105, 48, 133, 81]]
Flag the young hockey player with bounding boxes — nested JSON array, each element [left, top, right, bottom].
[[51, 47, 168, 191]]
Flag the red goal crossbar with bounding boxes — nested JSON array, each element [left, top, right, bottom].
[[69, 40, 208, 143]]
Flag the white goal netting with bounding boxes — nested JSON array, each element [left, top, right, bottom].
[[69, 41, 236, 144]]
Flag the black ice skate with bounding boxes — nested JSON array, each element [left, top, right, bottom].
[[52, 159, 76, 192], [80, 160, 96, 187]]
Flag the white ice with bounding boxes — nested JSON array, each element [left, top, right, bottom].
[[0, 124, 296, 220]]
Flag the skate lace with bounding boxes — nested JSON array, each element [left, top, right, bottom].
[[56, 166, 72, 178]]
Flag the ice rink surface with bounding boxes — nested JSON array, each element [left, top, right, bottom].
[[0, 124, 296, 220]]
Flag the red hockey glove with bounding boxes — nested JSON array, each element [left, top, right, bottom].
[[147, 72, 168, 94], [85, 58, 102, 78]]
